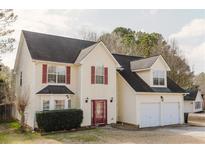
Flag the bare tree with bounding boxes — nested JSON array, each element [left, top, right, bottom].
[[0, 9, 17, 54], [16, 89, 30, 131], [79, 29, 98, 42]]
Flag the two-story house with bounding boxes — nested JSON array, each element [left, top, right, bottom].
[[14, 30, 185, 129]]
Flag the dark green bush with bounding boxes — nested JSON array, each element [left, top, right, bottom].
[[36, 109, 83, 132]]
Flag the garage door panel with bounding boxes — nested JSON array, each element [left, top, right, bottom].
[[162, 102, 180, 125], [140, 103, 160, 128], [140, 102, 180, 128]]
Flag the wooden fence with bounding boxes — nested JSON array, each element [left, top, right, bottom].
[[0, 103, 15, 121]]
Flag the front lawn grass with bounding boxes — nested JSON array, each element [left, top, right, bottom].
[[0, 120, 42, 144], [45, 128, 105, 143]]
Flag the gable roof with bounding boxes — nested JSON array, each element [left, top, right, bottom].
[[130, 56, 159, 71], [113, 53, 185, 93], [75, 43, 98, 63], [130, 55, 170, 71], [23, 30, 96, 63], [184, 89, 198, 101], [36, 85, 74, 94]]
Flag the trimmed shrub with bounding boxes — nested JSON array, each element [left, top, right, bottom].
[[36, 109, 83, 132]]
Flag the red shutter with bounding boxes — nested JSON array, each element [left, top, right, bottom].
[[104, 67, 108, 85], [42, 64, 47, 83], [91, 66, 95, 84], [66, 66, 71, 84]]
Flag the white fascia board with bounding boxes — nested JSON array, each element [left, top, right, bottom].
[[14, 32, 24, 72], [135, 92, 188, 95], [131, 68, 151, 72], [32, 59, 75, 66]]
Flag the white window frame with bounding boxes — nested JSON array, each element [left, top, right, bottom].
[[68, 99, 72, 109], [47, 65, 66, 84], [42, 100, 50, 111], [55, 100, 65, 110], [152, 70, 166, 87], [95, 66, 104, 84]]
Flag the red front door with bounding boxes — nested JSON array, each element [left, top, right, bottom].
[[92, 100, 107, 126]]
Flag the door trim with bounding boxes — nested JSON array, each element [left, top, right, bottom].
[[91, 99, 107, 126]]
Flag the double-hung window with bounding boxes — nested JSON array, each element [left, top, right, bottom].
[[48, 66, 66, 83], [68, 99, 71, 109], [43, 100, 50, 111], [96, 66, 104, 84], [153, 70, 165, 86], [55, 100, 65, 110]]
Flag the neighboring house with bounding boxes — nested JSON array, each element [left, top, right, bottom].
[[14, 30, 185, 129], [184, 89, 203, 113]]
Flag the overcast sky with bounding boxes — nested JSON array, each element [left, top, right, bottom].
[[2, 9, 205, 74]]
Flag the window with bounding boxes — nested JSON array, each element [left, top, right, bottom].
[[43, 100, 50, 111], [153, 70, 165, 86], [55, 100, 65, 110], [48, 66, 66, 83], [20, 72, 22, 86], [68, 99, 71, 109], [195, 101, 201, 110], [96, 66, 104, 84]]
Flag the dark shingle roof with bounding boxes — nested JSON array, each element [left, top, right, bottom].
[[36, 85, 74, 94], [130, 56, 159, 71], [75, 43, 98, 63], [184, 89, 198, 101], [113, 53, 185, 93], [23, 30, 96, 63]]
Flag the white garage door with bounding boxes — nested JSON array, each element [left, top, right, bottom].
[[140, 102, 180, 128], [140, 102, 160, 128], [162, 102, 180, 125]]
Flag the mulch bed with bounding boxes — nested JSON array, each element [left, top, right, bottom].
[[111, 122, 139, 131], [39, 126, 97, 136]]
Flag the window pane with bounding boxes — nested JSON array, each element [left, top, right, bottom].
[[159, 78, 165, 85], [55, 100, 65, 110], [96, 66, 104, 75], [95, 66, 104, 84], [57, 67, 65, 75], [43, 100, 49, 111], [153, 78, 158, 85], [68, 99, 71, 109], [153, 71, 158, 78], [195, 102, 201, 109], [96, 75, 104, 84], [153, 70, 165, 86], [58, 75, 65, 83], [48, 74, 56, 83], [57, 67, 65, 83], [48, 66, 56, 74], [158, 71, 165, 78]]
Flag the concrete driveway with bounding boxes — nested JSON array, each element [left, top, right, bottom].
[[45, 124, 205, 144]]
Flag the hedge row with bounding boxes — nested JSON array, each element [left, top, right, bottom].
[[36, 109, 83, 132]]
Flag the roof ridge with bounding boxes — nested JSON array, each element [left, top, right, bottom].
[[22, 30, 97, 43], [112, 53, 143, 58]]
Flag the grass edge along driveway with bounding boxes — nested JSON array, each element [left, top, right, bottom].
[[1, 121, 205, 144]]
